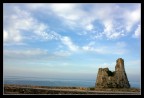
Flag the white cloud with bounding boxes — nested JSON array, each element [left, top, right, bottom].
[[133, 25, 141, 38], [10, 3, 140, 40], [49, 3, 80, 29], [82, 41, 107, 54], [54, 50, 71, 56], [116, 42, 126, 48], [3, 29, 22, 42], [4, 49, 48, 56], [82, 45, 108, 54], [13, 32, 22, 42], [102, 22, 122, 39], [60, 36, 79, 52], [103, 20, 113, 32], [125, 5, 141, 32], [85, 24, 94, 31], [3, 6, 35, 43], [88, 4, 140, 40], [3, 5, 61, 44], [49, 4, 97, 31], [61, 4, 140, 40], [102, 19, 121, 39], [4, 4, 80, 52], [4, 42, 27, 46], [25, 3, 45, 10], [3, 6, 33, 43], [3, 30, 8, 42], [50, 4, 79, 19], [4, 3, 141, 49], [33, 23, 48, 35], [82, 41, 127, 55], [4, 48, 73, 62], [33, 23, 61, 41]]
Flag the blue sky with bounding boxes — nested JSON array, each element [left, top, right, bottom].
[[3, 3, 141, 82]]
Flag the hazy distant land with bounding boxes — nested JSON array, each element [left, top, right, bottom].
[[4, 84, 140, 95]]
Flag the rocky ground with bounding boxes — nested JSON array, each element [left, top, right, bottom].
[[3, 84, 141, 95]]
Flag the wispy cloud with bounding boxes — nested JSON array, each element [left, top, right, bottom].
[[133, 25, 141, 38], [3, 5, 60, 44], [4, 3, 140, 46], [54, 50, 72, 56], [60, 36, 79, 52], [4, 48, 48, 57], [4, 42, 27, 46], [47, 3, 140, 40], [4, 6, 34, 43], [82, 41, 127, 55], [4, 30, 9, 42], [124, 5, 141, 32], [4, 48, 72, 63]]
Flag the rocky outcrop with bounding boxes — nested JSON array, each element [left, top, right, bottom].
[[95, 58, 130, 88]]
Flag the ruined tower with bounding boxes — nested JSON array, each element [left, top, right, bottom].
[[95, 58, 130, 88], [114, 58, 130, 88]]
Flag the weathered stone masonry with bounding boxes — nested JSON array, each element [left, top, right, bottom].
[[95, 58, 130, 88]]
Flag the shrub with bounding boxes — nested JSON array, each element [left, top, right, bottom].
[[89, 87, 95, 90]]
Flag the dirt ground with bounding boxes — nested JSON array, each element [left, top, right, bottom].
[[3, 84, 141, 95]]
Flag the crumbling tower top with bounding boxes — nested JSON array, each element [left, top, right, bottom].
[[115, 58, 125, 72]]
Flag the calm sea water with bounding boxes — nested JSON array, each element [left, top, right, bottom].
[[3, 76, 140, 88]]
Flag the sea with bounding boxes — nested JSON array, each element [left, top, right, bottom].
[[3, 76, 140, 88]]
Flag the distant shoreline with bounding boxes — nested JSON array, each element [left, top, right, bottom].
[[4, 84, 141, 95]]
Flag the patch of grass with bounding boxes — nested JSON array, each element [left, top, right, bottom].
[[72, 87, 77, 89], [88, 87, 95, 90]]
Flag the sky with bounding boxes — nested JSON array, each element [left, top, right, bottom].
[[3, 3, 141, 82]]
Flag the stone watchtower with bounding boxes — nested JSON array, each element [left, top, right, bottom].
[[95, 58, 130, 88], [114, 58, 130, 88]]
